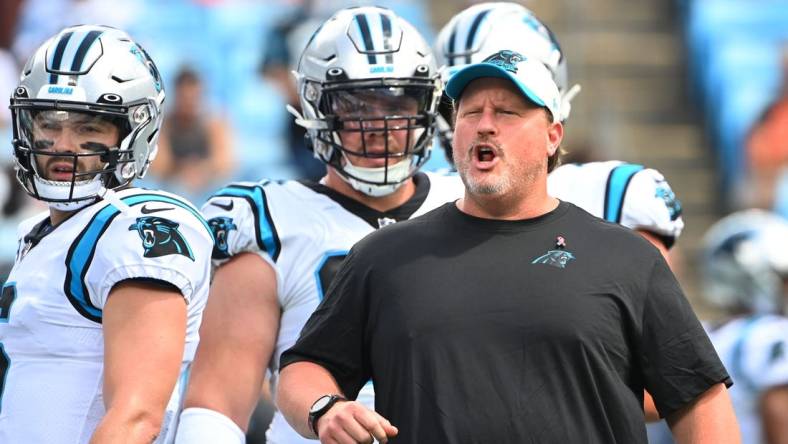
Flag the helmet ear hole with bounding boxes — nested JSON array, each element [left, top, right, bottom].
[[326, 68, 346, 81], [98, 93, 122, 104]]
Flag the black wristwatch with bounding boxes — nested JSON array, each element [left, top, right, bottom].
[[308, 394, 347, 436]]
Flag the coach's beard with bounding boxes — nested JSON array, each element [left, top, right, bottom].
[[457, 140, 541, 197]]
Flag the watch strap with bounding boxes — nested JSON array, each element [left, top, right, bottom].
[[308, 394, 347, 437]]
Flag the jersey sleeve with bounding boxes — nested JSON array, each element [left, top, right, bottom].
[[279, 247, 371, 400], [740, 317, 788, 391], [620, 168, 684, 245], [639, 256, 731, 417], [201, 183, 280, 267], [86, 203, 214, 309]]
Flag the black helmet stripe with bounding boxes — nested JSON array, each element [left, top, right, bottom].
[[354, 14, 376, 64], [464, 9, 491, 64], [48, 31, 74, 84], [447, 27, 457, 66], [69, 30, 103, 71], [380, 12, 394, 64]]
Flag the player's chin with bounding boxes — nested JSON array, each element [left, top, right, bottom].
[[351, 154, 409, 169]]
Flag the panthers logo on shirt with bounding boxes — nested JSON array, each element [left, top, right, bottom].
[[128, 216, 194, 261], [532, 250, 575, 269], [482, 50, 525, 73], [207, 216, 238, 259]]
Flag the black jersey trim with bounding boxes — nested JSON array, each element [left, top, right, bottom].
[[299, 172, 431, 228]]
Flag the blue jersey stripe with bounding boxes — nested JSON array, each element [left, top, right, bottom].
[[64, 193, 211, 323], [121, 194, 212, 238], [213, 184, 281, 262], [603, 164, 644, 223]]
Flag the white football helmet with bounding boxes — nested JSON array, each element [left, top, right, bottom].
[[701, 210, 788, 315], [10, 25, 165, 211], [290, 6, 442, 197], [433, 2, 579, 154]]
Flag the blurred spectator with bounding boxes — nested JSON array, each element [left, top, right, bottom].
[[744, 45, 788, 210], [0, 0, 29, 282], [0, 165, 42, 283], [258, 2, 330, 181], [1, 0, 23, 163], [12, 0, 140, 61], [149, 66, 234, 203]]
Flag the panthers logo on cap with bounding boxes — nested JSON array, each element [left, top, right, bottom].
[[482, 50, 525, 74], [531, 249, 575, 269], [208, 216, 238, 259], [128, 216, 194, 261]]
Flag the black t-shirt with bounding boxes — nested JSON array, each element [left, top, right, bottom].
[[280, 201, 731, 443]]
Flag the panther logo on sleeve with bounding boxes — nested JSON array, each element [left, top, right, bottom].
[[207, 216, 238, 259], [128, 216, 195, 260], [531, 250, 575, 269]]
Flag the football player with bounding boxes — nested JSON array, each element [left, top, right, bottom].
[[0, 25, 214, 443], [699, 210, 788, 444], [175, 7, 464, 444]]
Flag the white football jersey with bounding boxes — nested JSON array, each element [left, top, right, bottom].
[[707, 315, 788, 444], [0, 188, 213, 444], [200, 172, 464, 444], [548, 161, 684, 246]]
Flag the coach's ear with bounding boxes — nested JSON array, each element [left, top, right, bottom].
[[546, 120, 563, 157]]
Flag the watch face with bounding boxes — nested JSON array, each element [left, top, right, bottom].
[[310, 395, 333, 413]]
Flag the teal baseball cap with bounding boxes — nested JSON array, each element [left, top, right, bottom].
[[445, 50, 561, 122]]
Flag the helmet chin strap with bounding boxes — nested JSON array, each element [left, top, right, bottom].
[[339, 155, 414, 197], [34, 175, 106, 211]]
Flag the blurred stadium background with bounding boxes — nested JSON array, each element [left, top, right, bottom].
[[2, 0, 788, 322]]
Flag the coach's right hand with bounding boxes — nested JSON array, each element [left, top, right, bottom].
[[317, 400, 398, 444]]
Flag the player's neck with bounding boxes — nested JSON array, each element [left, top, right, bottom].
[[457, 187, 558, 221], [323, 169, 416, 213], [49, 208, 74, 226], [49, 199, 98, 226]]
